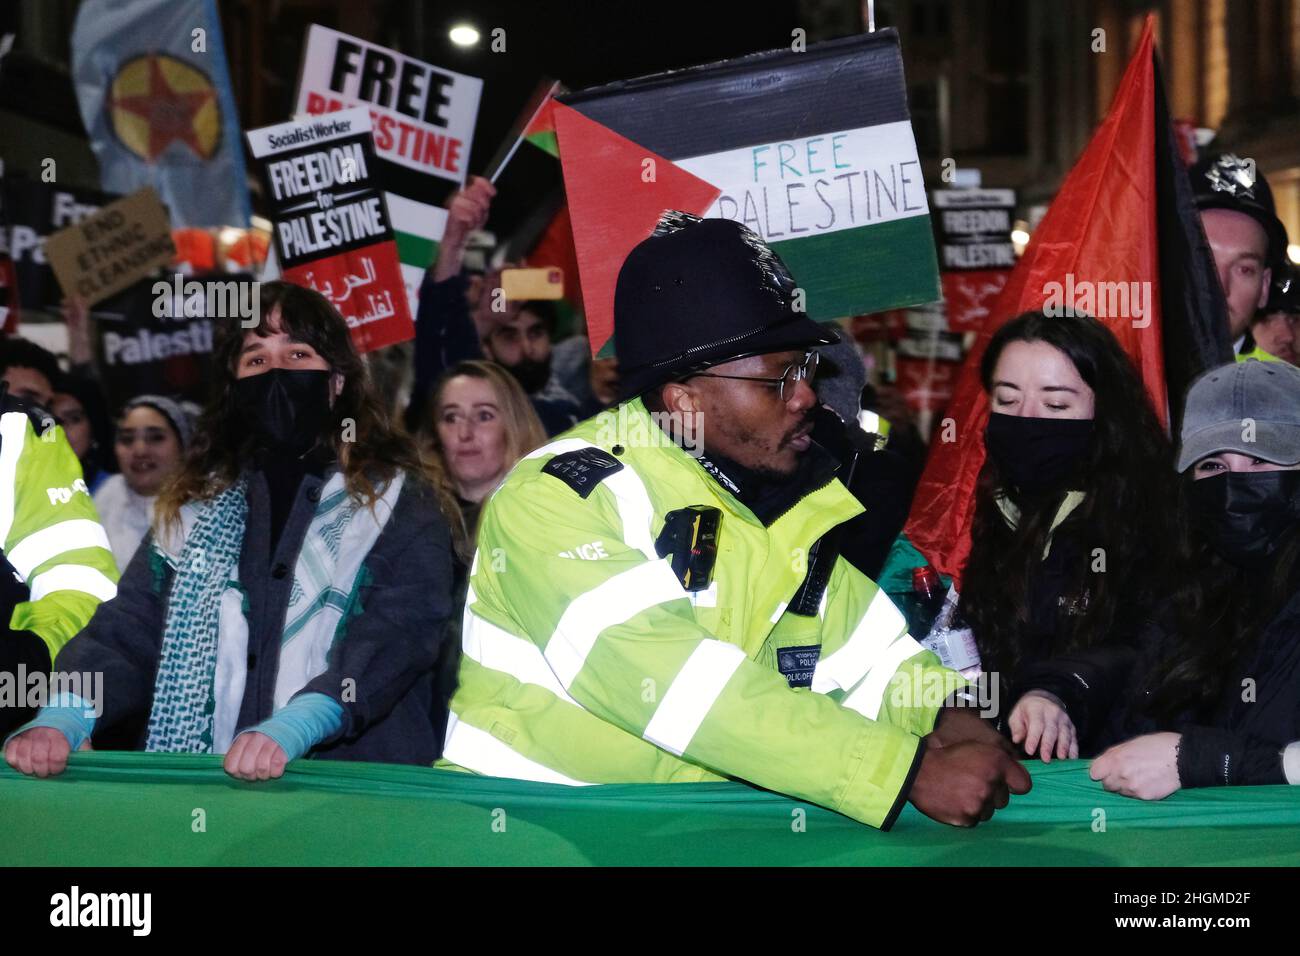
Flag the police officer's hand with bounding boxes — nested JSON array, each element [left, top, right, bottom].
[[224, 731, 289, 782], [929, 706, 1017, 757], [1009, 690, 1079, 762], [4, 726, 79, 777], [908, 740, 1032, 827]]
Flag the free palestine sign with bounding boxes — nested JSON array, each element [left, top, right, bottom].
[[554, 29, 940, 357], [246, 107, 413, 353], [295, 25, 480, 314]]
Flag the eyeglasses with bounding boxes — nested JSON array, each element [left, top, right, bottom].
[[684, 351, 818, 403]]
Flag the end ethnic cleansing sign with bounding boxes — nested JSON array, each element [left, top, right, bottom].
[[247, 107, 414, 352]]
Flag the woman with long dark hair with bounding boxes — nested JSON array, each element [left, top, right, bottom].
[[1017, 360, 1300, 795], [5, 281, 460, 779], [958, 310, 1184, 759]]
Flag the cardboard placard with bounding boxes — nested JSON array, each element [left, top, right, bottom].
[[296, 24, 482, 184], [931, 188, 1016, 270], [42, 187, 175, 306], [246, 107, 414, 353], [90, 274, 231, 410], [0, 176, 115, 311]]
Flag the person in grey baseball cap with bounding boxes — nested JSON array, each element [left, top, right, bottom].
[[1015, 359, 1300, 796], [1178, 359, 1300, 570], [1086, 359, 1300, 796]]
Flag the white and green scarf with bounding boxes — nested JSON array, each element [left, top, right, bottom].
[[144, 470, 405, 754]]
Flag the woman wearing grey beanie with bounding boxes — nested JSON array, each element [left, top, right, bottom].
[[92, 395, 192, 571]]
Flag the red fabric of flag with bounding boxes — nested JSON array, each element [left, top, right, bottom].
[[553, 101, 720, 358], [904, 17, 1168, 584]]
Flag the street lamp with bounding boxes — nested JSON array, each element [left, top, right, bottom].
[[449, 24, 480, 47]]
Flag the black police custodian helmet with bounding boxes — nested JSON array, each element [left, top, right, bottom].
[[614, 212, 838, 401], [1191, 152, 1290, 269]]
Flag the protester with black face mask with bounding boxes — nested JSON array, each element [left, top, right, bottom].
[[1013, 360, 1300, 797], [482, 300, 581, 435], [955, 311, 1184, 760], [5, 281, 464, 781]]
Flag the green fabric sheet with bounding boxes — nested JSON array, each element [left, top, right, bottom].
[[2, 753, 1298, 866]]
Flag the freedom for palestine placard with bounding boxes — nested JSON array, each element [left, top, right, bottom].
[[246, 106, 413, 352], [553, 29, 940, 357]]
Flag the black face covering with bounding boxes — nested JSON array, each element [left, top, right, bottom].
[[233, 368, 333, 458], [508, 357, 551, 395], [984, 412, 1095, 495], [1189, 470, 1300, 570]]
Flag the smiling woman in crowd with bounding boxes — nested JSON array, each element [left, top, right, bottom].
[[956, 310, 1185, 760], [5, 281, 458, 780], [93, 395, 191, 572]]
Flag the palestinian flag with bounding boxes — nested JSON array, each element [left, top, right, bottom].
[[894, 15, 1231, 590], [522, 81, 564, 158], [388, 193, 447, 318], [554, 30, 939, 357], [484, 79, 567, 181]]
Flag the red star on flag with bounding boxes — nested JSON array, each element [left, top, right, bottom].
[[111, 54, 216, 161]]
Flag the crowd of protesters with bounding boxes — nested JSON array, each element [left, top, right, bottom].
[[0, 150, 1297, 826]]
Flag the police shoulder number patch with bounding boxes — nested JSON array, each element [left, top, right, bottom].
[[542, 447, 624, 499]]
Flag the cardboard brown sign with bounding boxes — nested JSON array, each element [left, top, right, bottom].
[[43, 187, 175, 306]]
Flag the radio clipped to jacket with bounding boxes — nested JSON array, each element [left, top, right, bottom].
[[655, 506, 721, 592]]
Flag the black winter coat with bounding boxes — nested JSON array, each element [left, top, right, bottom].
[[1016, 586, 1300, 786]]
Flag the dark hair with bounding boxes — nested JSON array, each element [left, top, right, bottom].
[[0, 336, 60, 393], [52, 372, 116, 474], [157, 281, 463, 550], [959, 311, 1185, 677], [518, 300, 559, 334]]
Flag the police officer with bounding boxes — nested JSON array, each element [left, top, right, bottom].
[[441, 212, 1030, 828], [1191, 151, 1291, 360]]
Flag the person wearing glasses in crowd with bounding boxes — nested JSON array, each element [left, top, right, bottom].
[[440, 212, 1030, 830]]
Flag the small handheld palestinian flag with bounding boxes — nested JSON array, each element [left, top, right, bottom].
[[485, 79, 566, 183], [553, 29, 940, 358]]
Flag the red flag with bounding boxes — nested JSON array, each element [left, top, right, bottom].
[[552, 101, 719, 358], [904, 16, 1205, 584], [527, 203, 584, 312]]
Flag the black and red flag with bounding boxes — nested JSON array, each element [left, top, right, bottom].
[[899, 15, 1232, 586]]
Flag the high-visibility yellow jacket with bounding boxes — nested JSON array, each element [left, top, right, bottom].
[[1237, 343, 1283, 363], [441, 398, 964, 829], [1, 403, 119, 661]]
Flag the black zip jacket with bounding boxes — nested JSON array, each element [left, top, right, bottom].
[[1016, 587, 1300, 786]]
